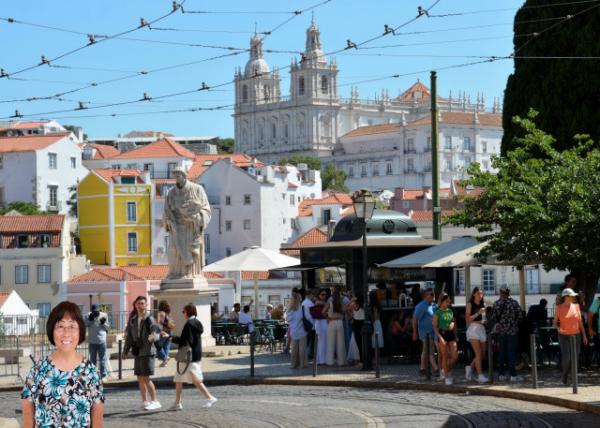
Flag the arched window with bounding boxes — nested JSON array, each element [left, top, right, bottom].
[[271, 123, 277, 140], [298, 76, 305, 96], [284, 123, 289, 139], [321, 115, 332, 138], [242, 85, 248, 103], [259, 126, 264, 141], [263, 85, 270, 102], [321, 76, 328, 94]]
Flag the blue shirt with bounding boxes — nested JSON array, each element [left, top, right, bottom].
[[589, 295, 600, 333], [414, 299, 436, 340]]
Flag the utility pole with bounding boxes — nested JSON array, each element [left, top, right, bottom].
[[431, 71, 442, 241]]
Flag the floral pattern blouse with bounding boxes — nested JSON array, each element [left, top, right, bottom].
[[21, 356, 104, 427]]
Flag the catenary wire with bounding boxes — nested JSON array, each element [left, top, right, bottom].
[[427, 0, 600, 18]]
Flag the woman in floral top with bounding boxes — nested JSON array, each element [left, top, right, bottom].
[[21, 301, 104, 427]]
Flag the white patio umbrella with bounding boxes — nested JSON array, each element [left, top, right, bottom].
[[203, 246, 300, 317]]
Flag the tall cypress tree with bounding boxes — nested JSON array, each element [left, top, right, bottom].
[[502, 0, 600, 153]]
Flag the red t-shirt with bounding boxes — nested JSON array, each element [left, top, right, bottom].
[[557, 302, 581, 335]]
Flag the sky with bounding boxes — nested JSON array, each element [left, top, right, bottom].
[[0, 0, 528, 139]]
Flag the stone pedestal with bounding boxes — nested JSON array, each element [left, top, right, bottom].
[[150, 276, 218, 348]]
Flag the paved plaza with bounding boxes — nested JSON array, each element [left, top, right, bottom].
[[1, 385, 599, 427]]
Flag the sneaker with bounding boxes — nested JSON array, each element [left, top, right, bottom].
[[444, 376, 454, 385], [439, 370, 446, 381], [465, 366, 473, 381], [169, 402, 183, 411], [141, 401, 150, 410], [145, 401, 162, 411], [510, 375, 523, 383], [203, 397, 218, 408], [498, 375, 508, 382], [159, 358, 169, 368], [477, 374, 489, 383]]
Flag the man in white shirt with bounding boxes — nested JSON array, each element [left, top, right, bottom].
[[302, 289, 316, 359], [238, 305, 255, 333]]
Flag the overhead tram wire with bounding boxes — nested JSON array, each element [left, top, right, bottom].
[[0, 0, 446, 118], [427, 0, 600, 18], [0, 0, 187, 79]]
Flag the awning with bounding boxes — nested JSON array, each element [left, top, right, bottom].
[[379, 236, 486, 268], [270, 264, 344, 272]]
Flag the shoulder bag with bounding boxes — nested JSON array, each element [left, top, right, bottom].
[[301, 306, 313, 333], [175, 344, 192, 375]]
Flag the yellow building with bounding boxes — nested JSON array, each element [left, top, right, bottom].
[[78, 169, 153, 266]]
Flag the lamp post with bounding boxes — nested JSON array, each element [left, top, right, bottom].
[[352, 189, 376, 370]]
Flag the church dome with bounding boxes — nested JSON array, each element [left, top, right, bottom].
[[244, 34, 270, 77]]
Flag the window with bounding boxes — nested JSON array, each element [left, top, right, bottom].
[[402, 201, 410, 209], [463, 136, 472, 151], [348, 166, 354, 177], [15, 265, 28, 284], [37, 303, 51, 317], [204, 234, 210, 254], [372, 164, 379, 176], [242, 85, 248, 103], [407, 158, 415, 173], [225, 221, 232, 231], [322, 209, 331, 225], [271, 123, 277, 139], [244, 194, 251, 205], [426, 136, 431, 151], [444, 135, 452, 150], [167, 162, 177, 178], [70, 157, 76, 168], [407, 138, 415, 153], [164, 236, 169, 251], [445, 156, 453, 171], [48, 185, 58, 209], [482, 160, 489, 170], [48, 153, 57, 169], [143, 163, 154, 176], [126, 163, 137, 170], [0, 187, 4, 207], [482, 269, 495, 293], [284, 123, 289, 139], [112, 164, 121, 170], [126, 202, 137, 222], [121, 176, 135, 184], [243, 219, 251, 230], [361, 164, 367, 177], [37, 265, 51, 283], [263, 85, 270, 102], [481, 141, 488, 153], [259, 125, 265, 141], [298, 76, 305, 96], [226, 248, 232, 257], [223, 195, 231, 205], [289, 194, 295, 206], [0, 155, 3, 169], [39, 234, 51, 248], [321, 75, 328, 94], [127, 233, 137, 252], [386, 162, 393, 175], [17, 235, 29, 248], [464, 156, 472, 168], [268, 295, 280, 306]]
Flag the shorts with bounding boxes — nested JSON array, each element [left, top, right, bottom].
[[466, 323, 487, 342], [174, 361, 203, 384], [134, 356, 155, 376], [438, 330, 456, 343]]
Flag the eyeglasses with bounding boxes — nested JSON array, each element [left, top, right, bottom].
[[55, 324, 79, 333]]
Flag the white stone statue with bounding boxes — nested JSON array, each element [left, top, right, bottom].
[[164, 167, 211, 279]]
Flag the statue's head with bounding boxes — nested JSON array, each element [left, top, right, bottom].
[[172, 166, 187, 188]]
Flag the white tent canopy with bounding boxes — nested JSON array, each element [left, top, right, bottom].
[[203, 246, 300, 316]]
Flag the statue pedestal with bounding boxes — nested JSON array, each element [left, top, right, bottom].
[[151, 276, 218, 348]]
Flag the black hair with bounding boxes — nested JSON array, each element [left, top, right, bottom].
[[47, 301, 86, 346]]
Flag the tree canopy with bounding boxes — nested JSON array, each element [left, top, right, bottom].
[[0, 201, 45, 215], [502, 0, 600, 153], [216, 138, 234, 154], [278, 155, 321, 171], [448, 111, 600, 307], [278, 155, 348, 192]]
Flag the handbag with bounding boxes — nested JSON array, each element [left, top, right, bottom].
[[175, 345, 191, 375], [301, 306, 313, 333]]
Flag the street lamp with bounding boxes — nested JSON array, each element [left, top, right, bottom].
[[352, 189, 376, 370]]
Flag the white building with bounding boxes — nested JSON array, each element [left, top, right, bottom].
[[295, 192, 354, 239], [198, 159, 321, 264], [89, 130, 218, 154], [331, 111, 501, 191], [81, 143, 120, 170], [0, 133, 89, 214], [233, 19, 503, 167], [0, 120, 72, 138], [0, 214, 86, 315]]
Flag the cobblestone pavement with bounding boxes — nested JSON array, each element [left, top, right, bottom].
[[1, 385, 598, 428]]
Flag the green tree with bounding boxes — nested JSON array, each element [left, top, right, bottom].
[[321, 163, 348, 193], [0, 201, 44, 215], [66, 185, 78, 217], [502, 0, 600, 153], [216, 138, 235, 154], [278, 155, 321, 171], [448, 111, 600, 307]]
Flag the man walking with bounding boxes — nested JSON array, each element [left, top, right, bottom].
[[492, 286, 524, 382], [86, 304, 110, 379], [412, 288, 439, 376], [124, 296, 162, 410]]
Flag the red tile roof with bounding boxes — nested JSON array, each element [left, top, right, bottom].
[[111, 138, 195, 160], [4, 121, 50, 130], [187, 153, 263, 179], [452, 180, 484, 197], [283, 227, 328, 256], [90, 143, 120, 160], [68, 265, 224, 283], [0, 292, 10, 306], [0, 215, 64, 233], [341, 123, 401, 139], [0, 133, 71, 153], [94, 168, 142, 182], [409, 210, 454, 222], [241, 271, 271, 280], [409, 111, 502, 127], [298, 193, 353, 217]]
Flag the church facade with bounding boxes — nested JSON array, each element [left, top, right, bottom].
[[233, 20, 503, 190]]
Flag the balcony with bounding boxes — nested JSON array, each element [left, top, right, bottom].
[[403, 169, 417, 174], [148, 170, 177, 179], [403, 148, 417, 154], [46, 201, 62, 212], [423, 146, 432, 153]]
